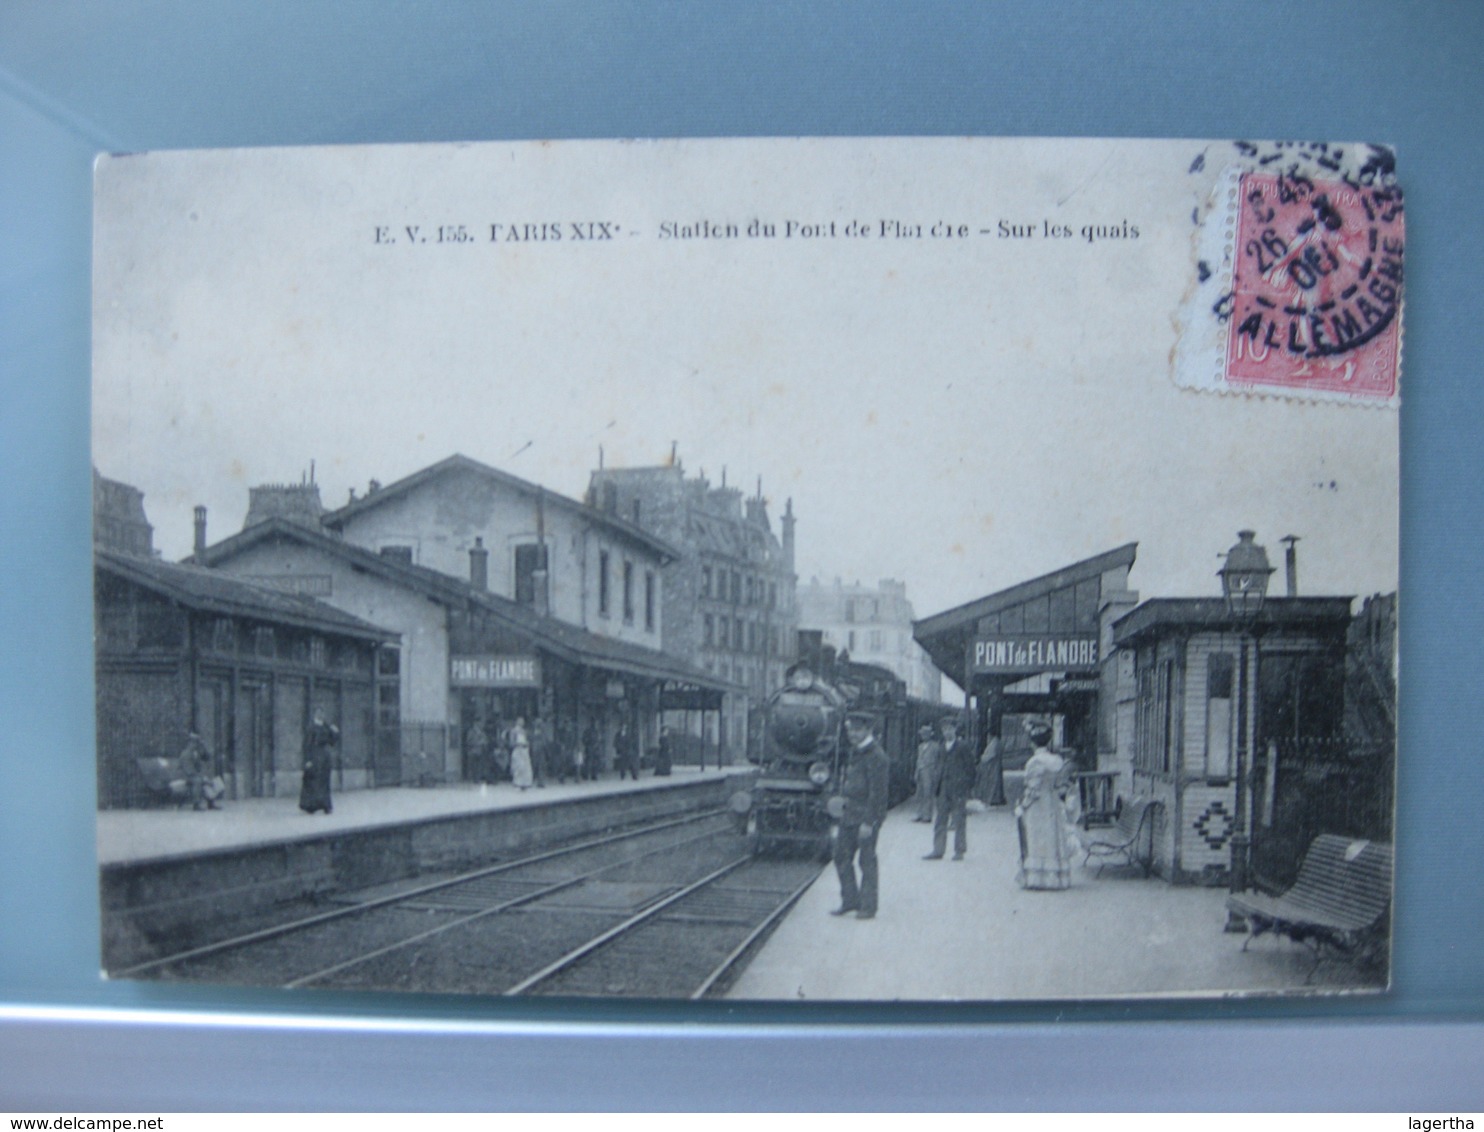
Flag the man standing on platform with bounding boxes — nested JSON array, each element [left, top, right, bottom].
[[830, 711, 890, 921], [925, 717, 978, 860], [615, 719, 640, 781], [581, 719, 601, 781], [912, 723, 940, 823]]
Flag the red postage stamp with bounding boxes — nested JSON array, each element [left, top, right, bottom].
[[1223, 170, 1403, 399]]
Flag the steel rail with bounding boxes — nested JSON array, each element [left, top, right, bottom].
[[502, 855, 751, 995], [283, 826, 726, 988], [689, 864, 825, 999], [111, 807, 729, 979]]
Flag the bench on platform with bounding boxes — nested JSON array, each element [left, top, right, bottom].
[[1228, 834, 1392, 981], [1082, 797, 1160, 877], [135, 757, 190, 807]]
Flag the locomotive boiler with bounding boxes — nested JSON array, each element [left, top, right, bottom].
[[731, 644, 953, 856]]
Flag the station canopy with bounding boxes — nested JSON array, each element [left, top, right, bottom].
[[913, 544, 1137, 692]]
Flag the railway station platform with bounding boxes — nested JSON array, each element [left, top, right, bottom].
[[726, 801, 1366, 1000], [98, 765, 750, 866], [99, 766, 753, 967]]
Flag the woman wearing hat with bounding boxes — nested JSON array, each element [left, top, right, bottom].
[[1014, 721, 1076, 889]]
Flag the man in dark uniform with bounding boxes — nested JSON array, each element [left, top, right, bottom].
[[830, 711, 890, 920], [582, 720, 601, 780], [615, 720, 640, 781], [926, 716, 978, 860]]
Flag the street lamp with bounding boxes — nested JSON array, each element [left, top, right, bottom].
[[1219, 531, 1274, 929]]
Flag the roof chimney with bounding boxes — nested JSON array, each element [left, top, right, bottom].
[[470, 537, 489, 591], [1281, 535, 1300, 597], [193, 505, 207, 560]]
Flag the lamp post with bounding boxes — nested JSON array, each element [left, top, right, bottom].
[[1219, 531, 1274, 929]]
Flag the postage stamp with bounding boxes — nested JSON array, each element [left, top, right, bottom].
[[1175, 142, 1404, 407]]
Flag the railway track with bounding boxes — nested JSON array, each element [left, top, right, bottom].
[[120, 807, 824, 998]]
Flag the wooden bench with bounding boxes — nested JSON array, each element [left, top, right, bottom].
[[1227, 834, 1392, 981], [135, 756, 190, 807], [1082, 797, 1160, 876]]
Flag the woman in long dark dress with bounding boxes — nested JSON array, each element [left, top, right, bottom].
[[300, 709, 340, 814]]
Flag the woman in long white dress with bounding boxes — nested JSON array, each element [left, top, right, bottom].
[[509, 718, 534, 790], [1015, 722, 1076, 890]]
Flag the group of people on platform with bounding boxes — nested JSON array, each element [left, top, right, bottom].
[[465, 718, 680, 790], [168, 710, 689, 816], [829, 713, 1082, 921], [172, 708, 340, 816]]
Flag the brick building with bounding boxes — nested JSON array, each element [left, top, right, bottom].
[[585, 462, 798, 759]]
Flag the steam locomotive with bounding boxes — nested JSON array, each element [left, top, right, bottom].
[[730, 635, 954, 856]]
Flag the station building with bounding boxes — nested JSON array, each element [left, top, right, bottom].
[[915, 537, 1389, 886], [94, 548, 394, 808], [198, 457, 733, 783], [1108, 592, 1353, 885]]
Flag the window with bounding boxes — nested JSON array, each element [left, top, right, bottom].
[[848, 630, 856, 651], [701, 565, 712, 598], [309, 636, 327, 668], [211, 618, 237, 653], [379, 545, 413, 565], [632, 498, 642, 523], [377, 684, 400, 727], [254, 626, 276, 658], [869, 629, 883, 651], [718, 617, 729, 648], [731, 570, 741, 603], [768, 583, 777, 609], [1206, 653, 1235, 779], [845, 599, 855, 623], [1259, 652, 1344, 742], [704, 614, 714, 646], [623, 560, 635, 623], [644, 570, 656, 632], [514, 543, 549, 606], [1136, 655, 1178, 775], [734, 618, 743, 652], [378, 645, 400, 678], [598, 550, 611, 616], [136, 597, 183, 649]]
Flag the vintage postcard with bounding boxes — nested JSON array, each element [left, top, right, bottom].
[[92, 138, 1398, 1001]]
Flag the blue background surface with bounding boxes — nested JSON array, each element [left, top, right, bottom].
[[2, 0, 1482, 1110]]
